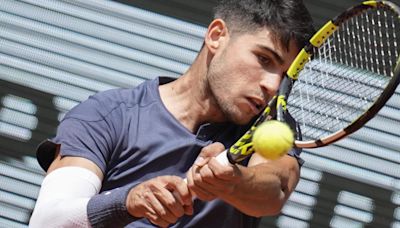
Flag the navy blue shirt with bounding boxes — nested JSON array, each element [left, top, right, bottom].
[[37, 77, 301, 227]]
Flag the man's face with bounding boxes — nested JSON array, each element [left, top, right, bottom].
[[206, 28, 299, 125]]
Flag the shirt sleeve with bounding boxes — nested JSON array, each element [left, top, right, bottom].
[[37, 93, 120, 173], [51, 117, 113, 173]]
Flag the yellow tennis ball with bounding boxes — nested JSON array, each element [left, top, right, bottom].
[[252, 120, 294, 160]]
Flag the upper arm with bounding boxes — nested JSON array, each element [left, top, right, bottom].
[[47, 145, 104, 180], [30, 147, 103, 227], [37, 96, 122, 175]]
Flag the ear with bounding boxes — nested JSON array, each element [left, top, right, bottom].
[[204, 19, 228, 54]]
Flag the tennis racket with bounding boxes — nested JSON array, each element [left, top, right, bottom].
[[214, 0, 400, 165]]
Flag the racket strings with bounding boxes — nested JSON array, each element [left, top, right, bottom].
[[288, 6, 400, 141]]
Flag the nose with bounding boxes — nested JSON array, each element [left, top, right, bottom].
[[259, 72, 283, 97]]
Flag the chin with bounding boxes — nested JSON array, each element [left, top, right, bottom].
[[231, 114, 254, 125], [221, 105, 255, 125]]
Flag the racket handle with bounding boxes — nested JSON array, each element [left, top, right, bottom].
[[215, 149, 231, 166]]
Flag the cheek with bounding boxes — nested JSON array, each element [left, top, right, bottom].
[[232, 61, 264, 85], [210, 50, 262, 91]]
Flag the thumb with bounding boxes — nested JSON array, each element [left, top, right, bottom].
[[195, 142, 225, 165]]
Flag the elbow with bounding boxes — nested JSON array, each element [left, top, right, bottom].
[[253, 197, 285, 217], [29, 204, 54, 227], [257, 177, 289, 217], [29, 201, 66, 227], [262, 198, 285, 216], [239, 196, 285, 218], [246, 188, 287, 217], [29, 199, 90, 227], [243, 206, 283, 218]]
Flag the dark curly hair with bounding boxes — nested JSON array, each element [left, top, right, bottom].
[[214, 0, 315, 50]]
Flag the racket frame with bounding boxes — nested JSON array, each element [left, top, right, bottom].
[[280, 0, 400, 148], [224, 0, 400, 163]]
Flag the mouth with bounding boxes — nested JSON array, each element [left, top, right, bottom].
[[247, 97, 265, 114]]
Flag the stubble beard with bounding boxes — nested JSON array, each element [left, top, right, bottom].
[[203, 45, 253, 125], [204, 69, 248, 125]]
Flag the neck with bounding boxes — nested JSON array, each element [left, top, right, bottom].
[[159, 50, 225, 133]]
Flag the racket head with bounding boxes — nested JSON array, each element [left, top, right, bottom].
[[284, 1, 400, 148]]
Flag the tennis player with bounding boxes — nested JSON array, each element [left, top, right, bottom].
[[29, 0, 314, 227]]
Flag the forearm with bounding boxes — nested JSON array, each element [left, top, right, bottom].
[[29, 167, 137, 228], [220, 155, 300, 217], [29, 167, 100, 227]]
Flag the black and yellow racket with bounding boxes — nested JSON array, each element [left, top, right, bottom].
[[215, 0, 400, 165]]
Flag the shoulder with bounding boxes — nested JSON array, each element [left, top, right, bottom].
[[64, 79, 159, 122]]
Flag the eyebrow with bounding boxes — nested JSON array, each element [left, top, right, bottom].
[[256, 44, 284, 65]]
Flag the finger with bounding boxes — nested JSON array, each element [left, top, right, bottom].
[[154, 185, 185, 219], [145, 212, 170, 228], [188, 164, 217, 200], [183, 204, 193, 216], [139, 199, 157, 216], [167, 176, 192, 206], [185, 166, 195, 191], [126, 185, 157, 218], [197, 142, 225, 159], [189, 184, 216, 201], [145, 188, 176, 224], [197, 164, 236, 193], [194, 156, 211, 167], [198, 164, 217, 183], [189, 163, 202, 184], [194, 170, 232, 196], [190, 168, 217, 201], [197, 160, 238, 186], [207, 158, 242, 182]]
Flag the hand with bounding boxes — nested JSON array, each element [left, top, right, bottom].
[[186, 142, 242, 201], [126, 175, 193, 228]]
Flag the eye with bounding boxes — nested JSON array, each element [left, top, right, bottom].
[[257, 55, 271, 66]]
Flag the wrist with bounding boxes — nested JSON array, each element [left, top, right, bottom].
[[87, 185, 139, 228], [219, 165, 249, 201], [125, 184, 144, 218]]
